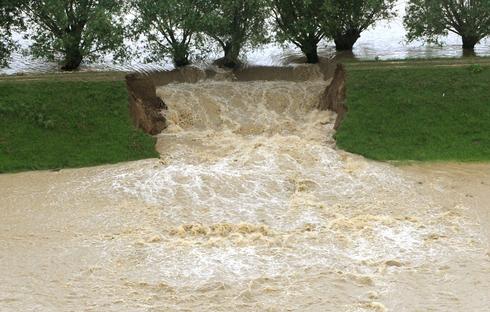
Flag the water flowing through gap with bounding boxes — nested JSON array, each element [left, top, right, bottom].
[[1, 72, 488, 311]]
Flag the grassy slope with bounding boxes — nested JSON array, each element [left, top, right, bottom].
[[336, 64, 490, 162], [342, 56, 490, 68], [0, 77, 158, 173]]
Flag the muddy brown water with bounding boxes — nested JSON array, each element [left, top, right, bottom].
[[1, 79, 489, 311]]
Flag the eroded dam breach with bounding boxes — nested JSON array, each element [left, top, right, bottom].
[[125, 63, 347, 135], [0, 64, 489, 311]]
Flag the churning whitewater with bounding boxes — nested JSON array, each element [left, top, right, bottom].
[[0, 76, 489, 311]]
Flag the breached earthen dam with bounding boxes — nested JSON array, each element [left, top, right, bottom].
[[1, 64, 489, 311]]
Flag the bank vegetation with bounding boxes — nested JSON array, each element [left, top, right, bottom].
[[2, 0, 488, 70]]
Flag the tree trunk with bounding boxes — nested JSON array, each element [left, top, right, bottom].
[[301, 43, 319, 64], [173, 57, 190, 67], [222, 42, 241, 68], [463, 48, 476, 57], [334, 30, 361, 51], [61, 33, 83, 71], [462, 35, 479, 51], [61, 49, 83, 71], [172, 44, 190, 67], [0, 36, 11, 67]]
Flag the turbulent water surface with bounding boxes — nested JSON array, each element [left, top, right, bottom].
[[1, 75, 489, 311], [2, 0, 490, 75]]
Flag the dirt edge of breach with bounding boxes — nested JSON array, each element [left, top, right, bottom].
[[125, 63, 347, 135]]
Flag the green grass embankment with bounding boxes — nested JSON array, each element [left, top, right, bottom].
[[336, 62, 490, 162], [0, 73, 158, 173]]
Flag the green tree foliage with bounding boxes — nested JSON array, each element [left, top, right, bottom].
[[272, 0, 327, 63], [132, 0, 205, 67], [322, 0, 396, 51], [404, 0, 490, 50], [0, 0, 23, 67], [200, 0, 269, 68], [18, 0, 126, 71]]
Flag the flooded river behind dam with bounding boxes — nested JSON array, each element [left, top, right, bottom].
[[1, 77, 489, 311], [3, 0, 490, 76]]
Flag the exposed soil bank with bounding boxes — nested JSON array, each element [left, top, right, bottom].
[[125, 63, 347, 136]]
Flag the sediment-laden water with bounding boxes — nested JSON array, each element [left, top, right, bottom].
[[1, 78, 489, 311]]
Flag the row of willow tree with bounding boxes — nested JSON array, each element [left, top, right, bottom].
[[1, 0, 490, 71]]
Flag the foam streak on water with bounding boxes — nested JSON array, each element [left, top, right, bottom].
[[0, 78, 489, 311]]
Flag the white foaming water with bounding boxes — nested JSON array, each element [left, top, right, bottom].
[[100, 81, 416, 229], [1, 76, 488, 311], [86, 79, 487, 307]]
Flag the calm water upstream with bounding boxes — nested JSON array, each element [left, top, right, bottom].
[[2, 0, 490, 75]]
